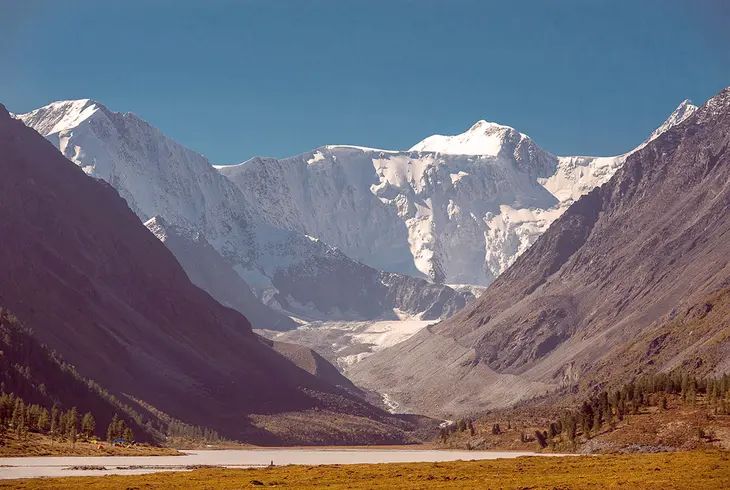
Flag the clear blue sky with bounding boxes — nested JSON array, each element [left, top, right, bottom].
[[3, 1, 729, 163]]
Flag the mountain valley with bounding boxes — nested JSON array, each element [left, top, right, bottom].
[[0, 105, 433, 445], [3, 85, 729, 449]]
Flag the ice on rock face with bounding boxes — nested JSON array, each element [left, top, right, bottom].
[[219, 100, 696, 287], [217, 101, 692, 285], [220, 143, 561, 286], [18, 100, 472, 323], [18, 97, 698, 317]]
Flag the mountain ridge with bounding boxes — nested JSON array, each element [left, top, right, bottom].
[[218, 100, 696, 286], [347, 87, 730, 417], [17, 100, 473, 324]]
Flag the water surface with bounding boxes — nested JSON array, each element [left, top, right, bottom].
[[0, 448, 552, 479]]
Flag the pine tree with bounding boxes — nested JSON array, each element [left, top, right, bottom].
[[50, 405, 59, 443], [565, 412, 577, 443], [660, 396, 668, 410], [38, 408, 50, 433], [592, 406, 602, 434], [107, 414, 120, 442], [0, 392, 10, 431], [66, 407, 78, 441], [11, 399, 25, 438], [581, 413, 591, 439], [123, 427, 134, 442], [69, 420, 77, 447], [81, 412, 95, 439], [115, 418, 126, 440], [15, 410, 25, 439], [534, 430, 548, 449]]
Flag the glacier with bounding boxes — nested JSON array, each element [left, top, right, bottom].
[[219, 100, 697, 286]]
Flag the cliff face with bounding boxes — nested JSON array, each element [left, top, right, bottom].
[[18, 99, 471, 323]]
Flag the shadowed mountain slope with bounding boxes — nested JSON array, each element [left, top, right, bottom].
[[17, 100, 472, 323], [144, 216, 297, 331], [0, 105, 429, 444]]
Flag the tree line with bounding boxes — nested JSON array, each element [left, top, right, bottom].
[[438, 371, 730, 450], [532, 371, 730, 449], [0, 307, 229, 448], [0, 391, 133, 445]]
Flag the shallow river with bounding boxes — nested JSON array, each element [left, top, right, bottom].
[[0, 449, 553, 479]]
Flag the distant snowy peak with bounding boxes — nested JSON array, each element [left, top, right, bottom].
[[409, 119, 558, 181], [642, 99, 698, 145], [17, 98, 249, 233], [20, 99, 473, 323], [324, 144, 399, 154], [542, 99, 701, 203], [17, 99, 103, 135], [217, 100, 695, 287], [411, 120, 534, 156]]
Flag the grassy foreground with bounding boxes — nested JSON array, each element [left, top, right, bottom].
[[3, 451, 730, 489]]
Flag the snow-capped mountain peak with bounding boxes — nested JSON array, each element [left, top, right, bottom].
[[642, 99, 698, 145], [409, 119, 530, 157], [18, 100, 473, 324], [19, 95, 700, 307], [19, 99, 103, 136], [216, 99, 698, 287]]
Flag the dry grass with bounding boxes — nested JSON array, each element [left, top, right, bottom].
[[2, 451, 729, 489], [0, 432, 179, 457]]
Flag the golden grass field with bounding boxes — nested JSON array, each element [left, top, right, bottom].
[[2, 451, 730, 489]]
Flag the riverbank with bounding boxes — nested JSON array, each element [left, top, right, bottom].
[[0, 432, 179, 457], [2, 450, 728, 489]]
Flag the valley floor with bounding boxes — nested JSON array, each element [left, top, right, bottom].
[[3, 451, 729, 489]]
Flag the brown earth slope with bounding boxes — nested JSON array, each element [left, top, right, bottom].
[[0, 105, 428, 444], [350, 86, 730, 417]]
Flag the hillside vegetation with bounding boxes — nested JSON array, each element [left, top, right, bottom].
[[440, 371, 730, 453]]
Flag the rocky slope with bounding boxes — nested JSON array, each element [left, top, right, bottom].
[[348, 88, 730, 417], [220, 103, 696, 286], [0, 105, 431, 444], [17, 100, 472, 323]]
